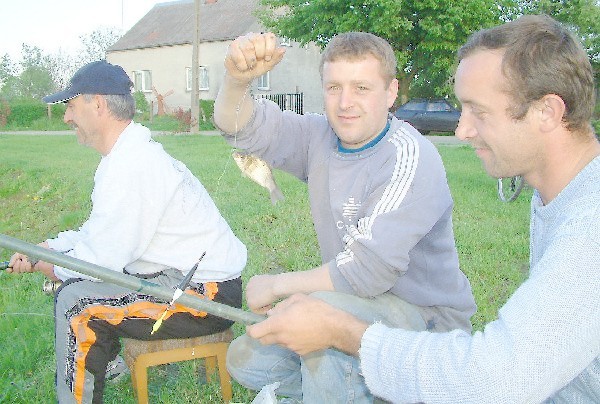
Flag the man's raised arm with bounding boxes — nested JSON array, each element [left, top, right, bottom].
[[214, 32, 286, 133]]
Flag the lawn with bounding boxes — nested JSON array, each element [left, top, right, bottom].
[[0, 133, 532, 403]]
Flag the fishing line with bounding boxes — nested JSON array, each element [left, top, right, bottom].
[[1, 312, 53, 317], [214, 82, 252, 194]]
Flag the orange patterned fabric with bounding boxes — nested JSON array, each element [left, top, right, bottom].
[[70, 283, 218, 403]]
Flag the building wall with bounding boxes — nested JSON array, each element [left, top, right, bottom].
[[252, 41, 324, 114], [107, 39, 324, 115]]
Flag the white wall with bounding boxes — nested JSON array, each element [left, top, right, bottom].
[[107, 40, 324, 114]]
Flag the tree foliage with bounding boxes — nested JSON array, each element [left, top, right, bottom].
[[0, 28, 123, 102], [258, 0, 599, 103], [0, 45, 54, 99], [258, 0, 505, 103], [0, 54, 16, 87], [79, 27, 123, 65]]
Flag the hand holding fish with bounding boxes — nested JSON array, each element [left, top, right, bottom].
[[225, 32, 286, 83]]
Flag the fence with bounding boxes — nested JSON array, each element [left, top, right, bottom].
[[255, 93, 304, 115]]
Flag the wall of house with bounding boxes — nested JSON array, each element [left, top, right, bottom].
[[107, 40, 324, 115], [108, 45, 200, 115], [251, 42, 324, 114]]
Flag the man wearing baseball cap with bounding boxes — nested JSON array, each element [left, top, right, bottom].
[[7, 60, 247, 403]]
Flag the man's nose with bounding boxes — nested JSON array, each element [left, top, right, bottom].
[[338, 88, 355, 110], [455, 113, 475, 141]]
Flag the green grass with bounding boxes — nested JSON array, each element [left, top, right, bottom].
[[0, 134, 531, 403]]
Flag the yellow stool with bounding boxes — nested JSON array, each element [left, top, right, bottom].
[[122, 328, 234, 403]]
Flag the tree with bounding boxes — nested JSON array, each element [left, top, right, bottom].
[[79, 27, 123, 64], [258, 0, 506, 104], [46, 49, 80, 92], [1, 45, 55, 100], [0, 53, 16, 88]]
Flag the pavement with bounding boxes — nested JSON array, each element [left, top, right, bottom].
[[0, 130, 467, 145]]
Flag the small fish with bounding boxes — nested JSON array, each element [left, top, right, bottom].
[[232, 151, 284, 205]]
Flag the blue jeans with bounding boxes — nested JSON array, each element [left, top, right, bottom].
[[227, 291, 427, 403]]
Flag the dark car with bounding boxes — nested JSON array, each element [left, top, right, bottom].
[[393, 98, 461, 134]]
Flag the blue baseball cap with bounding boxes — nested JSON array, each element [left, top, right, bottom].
[[43, 60, 133, 104]]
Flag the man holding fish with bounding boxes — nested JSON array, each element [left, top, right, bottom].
[[220, 15, 600, 403], [214, 32, 476, 401]]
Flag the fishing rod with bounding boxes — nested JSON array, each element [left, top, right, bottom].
[[0, 233, 265, 325]]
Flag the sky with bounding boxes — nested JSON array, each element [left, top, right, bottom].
[[0, 0, 166, 63]]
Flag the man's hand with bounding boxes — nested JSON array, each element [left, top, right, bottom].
[[246, 293, 369, 356], [224, 32, 286, 84], [6, 242, 60, 281], [245, 265, 335, 314], [7, 252, 37, 274], [245, 274, 279, 314]]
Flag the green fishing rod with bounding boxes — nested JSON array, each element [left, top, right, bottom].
[[0, 233, 264, 325]]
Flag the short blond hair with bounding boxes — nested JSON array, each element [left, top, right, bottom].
[[319, 32, 397, 85]]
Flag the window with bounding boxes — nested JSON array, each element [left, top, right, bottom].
[[257, 72, 270, 90], [132, 70, 152, 92], [186, 66, 209, 91]]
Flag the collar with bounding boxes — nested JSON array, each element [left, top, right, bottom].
[[337, 120, 391, 154]]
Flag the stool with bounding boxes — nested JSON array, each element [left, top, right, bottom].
[[122, 328, 234, 403]]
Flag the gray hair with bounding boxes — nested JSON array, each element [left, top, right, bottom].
[[82, 93, 136, 121]]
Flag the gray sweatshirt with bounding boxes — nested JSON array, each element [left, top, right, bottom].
[[224, 99, 476, 329]]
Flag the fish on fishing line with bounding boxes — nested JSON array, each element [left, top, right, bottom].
[[232, 151, 284, 205]]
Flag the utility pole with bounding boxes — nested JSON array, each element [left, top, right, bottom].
[[190, 0, 201, 134]]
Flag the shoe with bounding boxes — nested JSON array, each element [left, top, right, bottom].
[[106, 355, 129, 382]]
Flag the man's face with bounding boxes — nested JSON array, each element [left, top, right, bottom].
[[63, 95, 99, 148], [322, 55, 398, 150], [454, 50, 540, 179]]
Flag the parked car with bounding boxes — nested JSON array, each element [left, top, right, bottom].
[[393, 98, 461, 134]]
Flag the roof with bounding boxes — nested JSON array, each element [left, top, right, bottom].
[[108, 0, 262, 52]]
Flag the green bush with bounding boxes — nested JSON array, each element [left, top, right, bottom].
[[4, 98, 66, 128], [0, 98, 10, 126], [7, 98, 47, 126], [199, 99, 215, 130], [133, 91, 150, 117]]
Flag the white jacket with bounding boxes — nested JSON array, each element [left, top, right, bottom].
[[48, 122, 246, 283]]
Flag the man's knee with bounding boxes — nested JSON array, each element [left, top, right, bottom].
[[226, 334, 257, 376]]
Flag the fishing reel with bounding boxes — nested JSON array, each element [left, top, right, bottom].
[[1, 260, 62, 295]]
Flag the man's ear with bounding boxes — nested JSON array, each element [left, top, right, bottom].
[[387, 78, 399, 109], [538, 94, 566, 133], [92, 94, 108, 115]]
